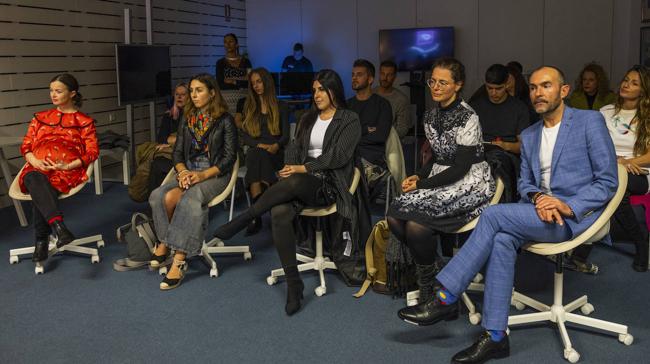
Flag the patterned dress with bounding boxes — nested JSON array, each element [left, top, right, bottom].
[[389, 99, 495, 232], [19, 109, 99, 194]]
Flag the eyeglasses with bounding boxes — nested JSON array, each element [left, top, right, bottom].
[[427, 79, 452, 89]]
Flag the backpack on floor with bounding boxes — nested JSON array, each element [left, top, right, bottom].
[[354, 219, 390, 297], [112, 213, 158, 271]]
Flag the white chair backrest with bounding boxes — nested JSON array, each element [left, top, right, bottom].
[[526, 164, 627, 256], [160, 158, 240, 208], [385, 127, 406, 186], [9, 163, 94, 201]]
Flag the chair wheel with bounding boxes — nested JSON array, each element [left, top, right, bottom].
[[514, 301, 526, 311], [469, 313, 482, 325], [314, 286, 326, 296], [216, 241, 225, 247], [35, 265, 44, 275], [267, 276, 277, 285], [9, 256, 19, 264], [580, 303, 594, 315], [158, 266, 167, 276], [97, 240, 105, 248], [91, 256, 100, 264], [619, 333, 633, 346], [564, 348, 580, 363], [210, 268, 219, 278], [243, 252, 252, 261]]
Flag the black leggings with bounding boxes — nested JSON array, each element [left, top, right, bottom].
[[22, 171, 61, 239], [251, 173, 328, 268], [612, 172, 649, 244], [386, 216, 438, 265]]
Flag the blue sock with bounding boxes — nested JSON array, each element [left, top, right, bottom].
[[488, 330, 506, 342], [436, 287, 457, 305]]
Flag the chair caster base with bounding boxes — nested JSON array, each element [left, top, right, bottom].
[[314, 286, 326, 296]]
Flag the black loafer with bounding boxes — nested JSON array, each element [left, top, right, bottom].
[[51, 220, 75, 248], [397, 296, 459, 326], [451, 331, 510, 364], [32, 239, 50, 262]]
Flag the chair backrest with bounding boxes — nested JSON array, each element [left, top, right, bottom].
[[455, 176, 505, 233], [525, 164, 628, 256], [301, 167, 361, 217], [9, 163, 94, 201], [385, 127, 406, 186], [160, 158, 240, 208]]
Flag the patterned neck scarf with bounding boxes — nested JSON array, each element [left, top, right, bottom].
[[187, 110, 214, 152]]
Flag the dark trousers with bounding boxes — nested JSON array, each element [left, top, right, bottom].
[[250, 173, 327, 268], [22, 171, 60, 239], [612, 172, 649, 244]]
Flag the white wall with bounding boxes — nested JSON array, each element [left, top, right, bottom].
[[247, 0, 640, 98]]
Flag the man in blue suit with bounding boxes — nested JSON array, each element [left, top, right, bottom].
[[398, 66, 618, 364]]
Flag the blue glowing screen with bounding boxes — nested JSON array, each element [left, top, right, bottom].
[[379, 27, 454, 71]]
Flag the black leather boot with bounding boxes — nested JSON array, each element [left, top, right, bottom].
[[32, 238, 50, 262], [632, 239, 649, 272], [51, 220, 75, 248], [213, 210, 255, 240], [284, 265, 304, 316], [416, 263, 436, 305], [451, 331, 510, 364], [245, 196, 262, 236]]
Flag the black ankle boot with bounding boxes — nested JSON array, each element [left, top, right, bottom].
[[32, 238, 50, 262], [213, 210, 255, 240], [51, 220, 75, 248], [633, 240, 649, 272], [284, 265, 304, 316], [416, 263, 437, 305]]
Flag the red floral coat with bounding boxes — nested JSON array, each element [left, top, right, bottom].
[[19, 109, 99, 194]]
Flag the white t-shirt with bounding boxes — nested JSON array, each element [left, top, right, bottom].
[[308, 115, 332, 158], [539, 122, 561, 194], [601, 104, 650, 186]]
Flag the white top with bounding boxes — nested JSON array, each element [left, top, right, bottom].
[[601, 104, 650, 187], [539, 122, 561, 194], [308, 115, 332, 158]]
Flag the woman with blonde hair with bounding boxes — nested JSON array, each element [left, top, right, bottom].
[[605, 65, 650, 271], [569, 62, 616, 110], [148, 73, 238, 289], [239, 67, 290, 235]]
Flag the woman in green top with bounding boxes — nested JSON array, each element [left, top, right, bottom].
[[569, 62, 616, 110]]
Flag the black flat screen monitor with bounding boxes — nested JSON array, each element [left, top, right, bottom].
[[379, 27, 454, 71], [115, 44, 171, 105], [277, 72, 314, 96]]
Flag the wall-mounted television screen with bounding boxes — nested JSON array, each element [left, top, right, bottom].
[[115, 44, 171, 105], [379, 27, 454, 71]]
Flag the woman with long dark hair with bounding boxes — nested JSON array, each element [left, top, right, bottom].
[[19, 73, 99, 262], [148, 73, 238, 289], [605, 65, 650, 271], [213, 69, 361, 315], [239, 67, 290, 235], [387, 57, 495, 305]]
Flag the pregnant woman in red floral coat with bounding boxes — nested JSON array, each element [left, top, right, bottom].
[[18, 73, 99, 262]]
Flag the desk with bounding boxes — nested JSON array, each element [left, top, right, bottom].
[[0, 137, 28, 227]]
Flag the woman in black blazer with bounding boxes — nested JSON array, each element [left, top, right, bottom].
[[214, 69, 361, 315]]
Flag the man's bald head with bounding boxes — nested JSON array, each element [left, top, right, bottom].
[[529, 66, 566, 85]]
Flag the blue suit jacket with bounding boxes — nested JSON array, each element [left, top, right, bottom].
[[518, 106, 618, 238]]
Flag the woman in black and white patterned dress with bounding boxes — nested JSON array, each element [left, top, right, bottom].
[[387, 57, 495, 303]]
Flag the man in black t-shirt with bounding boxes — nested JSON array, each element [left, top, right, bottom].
[[281, 43, 314, 73], [470, 64, 530, 154], [347, 59, 392, 190]]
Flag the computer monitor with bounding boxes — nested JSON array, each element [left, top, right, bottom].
[[115, 44, 171, 105], [379, 27, 454, 71]]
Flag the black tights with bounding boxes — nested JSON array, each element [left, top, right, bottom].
[[22, 171, 61, 239], [251, 173, 328, 268], [386, 216, 438, 265]]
